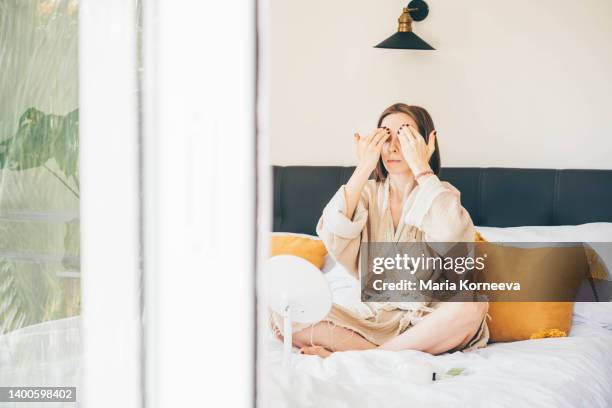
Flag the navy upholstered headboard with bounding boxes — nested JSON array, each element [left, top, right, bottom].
[[272, 166, 612, 235]]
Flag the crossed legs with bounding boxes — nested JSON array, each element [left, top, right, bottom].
[[292, 302, 487, 358]]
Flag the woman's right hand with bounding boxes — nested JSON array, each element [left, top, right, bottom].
[[342, 128, 389, 221], [354, 127, 391, 172]]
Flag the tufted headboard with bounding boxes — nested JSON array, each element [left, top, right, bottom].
[[273, 166, 612, 235]]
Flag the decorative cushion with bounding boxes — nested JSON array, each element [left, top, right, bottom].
[[270, 234, 328, 269]]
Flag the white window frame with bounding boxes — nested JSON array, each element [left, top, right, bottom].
[[80, 1, 256, 406], [79, 0, 142, 407]]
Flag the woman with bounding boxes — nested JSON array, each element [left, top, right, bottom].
[[271, 103, 489, 358]]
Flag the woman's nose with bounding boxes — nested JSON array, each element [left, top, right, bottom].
[[388, 136, 400, 152]]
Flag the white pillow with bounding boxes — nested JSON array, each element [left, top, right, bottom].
[[476, 222, 612, 242], [319, 252, 336, 273], [573, 303, 612, 329], [324, 264, 359, 303], [476, 223, 612, 329]]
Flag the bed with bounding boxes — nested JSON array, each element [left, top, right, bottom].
[[265, 166, 612, 408]]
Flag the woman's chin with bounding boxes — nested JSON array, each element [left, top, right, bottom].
[[384, 161, 410, 173]]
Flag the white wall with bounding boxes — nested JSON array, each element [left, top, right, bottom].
[[268, 0, 612, 169]]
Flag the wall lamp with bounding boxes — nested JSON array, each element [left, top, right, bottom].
[[374, 0, 435, 50]]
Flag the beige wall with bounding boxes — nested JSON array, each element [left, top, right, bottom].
[[267, 0, 612, 168]]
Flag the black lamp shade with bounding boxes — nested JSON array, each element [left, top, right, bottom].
[[374, 31, 435, 50]]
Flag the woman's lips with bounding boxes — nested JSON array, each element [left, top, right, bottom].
[[387, 159, 402, 163]]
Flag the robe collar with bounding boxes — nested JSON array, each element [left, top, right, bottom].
[[378, 176, 420, 241]]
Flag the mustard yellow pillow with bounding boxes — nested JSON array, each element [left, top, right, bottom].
[[475, 231, 577, 342], [270, 234, 328, 270], [486, 301, 572, 342]]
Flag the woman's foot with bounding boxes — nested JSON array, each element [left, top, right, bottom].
[[300, 345, 333, 358]]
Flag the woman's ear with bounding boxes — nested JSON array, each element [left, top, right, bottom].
[[428, 130, 436, 153]]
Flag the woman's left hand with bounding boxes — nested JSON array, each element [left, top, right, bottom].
[[397, 124, 436, 176]]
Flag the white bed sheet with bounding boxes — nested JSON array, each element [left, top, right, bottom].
[[2, 317, 611, 407], [263, 322, 612, 408]]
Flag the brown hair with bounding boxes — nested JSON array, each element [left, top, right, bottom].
[[374, 103, 441, 181]]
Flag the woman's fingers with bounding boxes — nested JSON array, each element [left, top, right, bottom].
[[365, 128, 384, 144], [374, 131, 391, 150], [398, 125, 415, 143], [405, 124, 423, 142], [400, 125, 414, 143], [370, 135, 386, 153], [397, 130, 411, 150], [371, 128, 390, 146]]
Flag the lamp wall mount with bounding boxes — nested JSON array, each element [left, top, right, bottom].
[[374, 0, 435, 50]]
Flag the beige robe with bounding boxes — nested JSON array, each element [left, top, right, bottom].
[[272, 174, 490, 352]]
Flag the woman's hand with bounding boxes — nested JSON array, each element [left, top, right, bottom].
[[341, 128, 389, 221], [354, 127, 390, 172], [397, 124, 436, 176]]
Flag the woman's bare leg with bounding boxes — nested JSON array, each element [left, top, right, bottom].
[[379, 302, 487, 354], [292, 321, 376, 353]]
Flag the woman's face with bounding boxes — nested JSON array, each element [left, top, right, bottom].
[[380, 112, 418, 175]]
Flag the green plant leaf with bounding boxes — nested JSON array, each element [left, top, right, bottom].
[[0, 107, 80, 194], [53, 109, 79, 186], [0, 108, 54, 170]]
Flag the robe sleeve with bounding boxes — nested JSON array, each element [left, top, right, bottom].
[[403, 175, 475, 243], [316, 184, 369, 278], [402, 175, 476, 294]]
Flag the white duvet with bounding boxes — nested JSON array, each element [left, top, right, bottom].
[[263, 322, 612, 408]]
